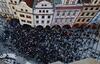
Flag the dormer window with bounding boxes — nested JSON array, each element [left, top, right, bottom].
[[14, 1, 17, 4], [21, 9, 23, 11], [41, 4, 47, 6], [42, 4, 44, 6], [10, 0, 13, 3], [45, 4, 47, 6], [26, 9, 28, 12]]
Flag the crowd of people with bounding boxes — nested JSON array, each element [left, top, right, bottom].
[[8, 20, 99, 64]]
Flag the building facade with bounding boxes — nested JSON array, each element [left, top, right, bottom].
[[33, 0, 54, 27], [0, 0, 12, 18], [75, 5, 100, 23], [7, 0, 21, 19], [63, 0, 79, 5], [92, 0, 100, 5], [0, 0, 100, 28], [16, 0, 34, 27], [52, 5, 82, 27]]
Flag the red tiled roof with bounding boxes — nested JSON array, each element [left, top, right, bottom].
[[23, 0, 52, 8], [56, 6, 83, 10], [83, 0, 91, 3], [24, 0, 33, 8], [36, 0, 52, 3]]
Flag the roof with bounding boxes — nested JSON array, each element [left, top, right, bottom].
[[24, 0, 33, 8], [77, 0, 92, 4], [35, 0, 53, 8], [82, 0, 91, 3], [23, 0, 53, 8], [56, 5, 83, 9]]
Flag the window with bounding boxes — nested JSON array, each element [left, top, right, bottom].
[[66, 1, 69, 4], [4, 4, 6, 8], [26, 15, 31, 19], [26, 9, 28, 12], [45, 4, 47, 6], [46, 10, 48, 13], [77, 19, 81, 22], [91, 13, 95, 16], [14, 12, 16, 15], [90, 8, 93, 10], [7, 10, 9, 13], [85, 8, 88, 10], [82, 19, 85, 21], [94, 0, 98, 4], [14, 1, 17, 4], [81, 12, 85, 16], [73, 11, 76, 15], [95, 7, 99, 10], [43, 10, 45, 13], [20, 14, 25, 17], [65, 19, 67, 22], [36, 16, 39, 18], [21, 20, 25, 22], [39, 10, 41, 13], [10, 0, 13, 3], [21, 9, 23, 11], [55, 19, 57, 22], [42, 21, 44, 23], [72, 1, 75, 4], [62, 11, 65, 16], [42, 4, 44, 6], [48, 16, 50, 18], [36, 21, 39, 24], [57, 11, 60, 16], [86, 12, 90, 16], [27, 21, 32, 23], [70, 18, 73, 22], [68, 11, 71, 16], [12, 6, 15, 9], [86, 19, 90, 22], [47, 21, 50, 23], [42, 16, 45, 19]]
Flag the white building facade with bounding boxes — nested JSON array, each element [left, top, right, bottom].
[[52, 5, 82, 27], [16, 0, 34, 27], [33, 1, 54, 27], [7, 0, 21, 19], [0, 0, 12, 17]]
